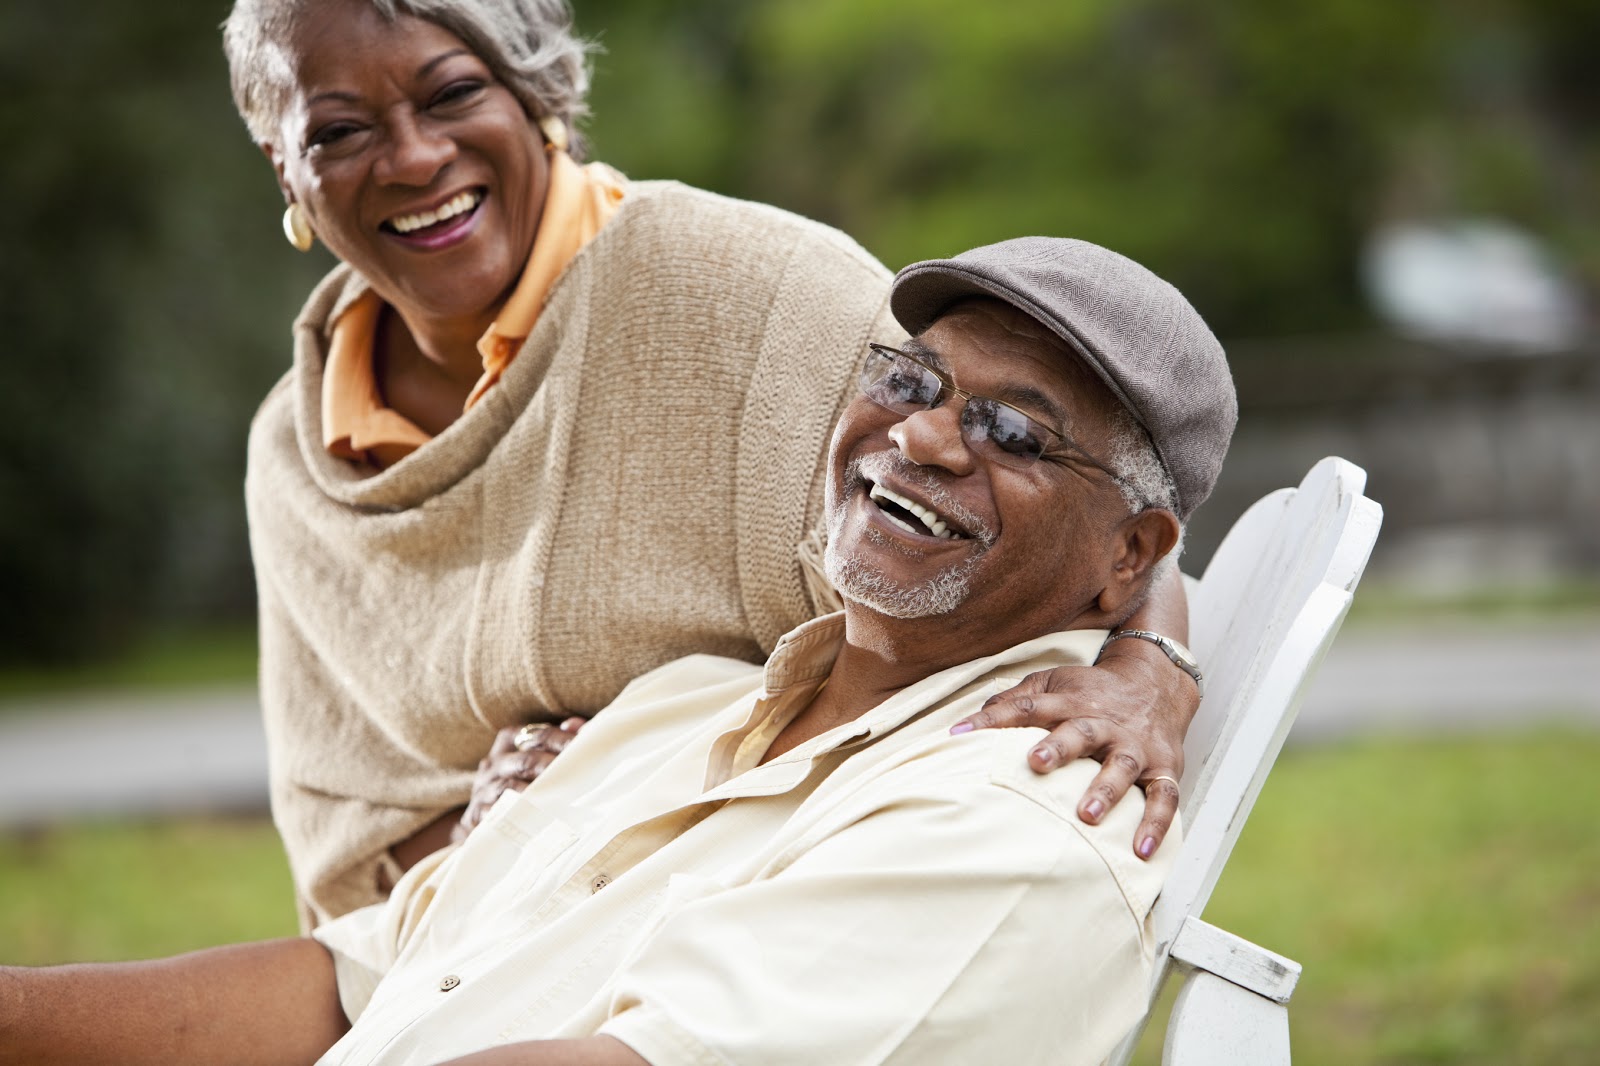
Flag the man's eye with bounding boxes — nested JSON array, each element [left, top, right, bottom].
[[884, 369, 937, 405], [982, 407, 1045, 454], [993, 428, 1042, 454]]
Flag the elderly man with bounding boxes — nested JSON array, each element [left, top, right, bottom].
[[0, 237, 1235, 1066]]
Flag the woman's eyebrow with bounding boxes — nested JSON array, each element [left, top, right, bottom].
[[418, 48, 475, 78], [306, 49, 476, 110]]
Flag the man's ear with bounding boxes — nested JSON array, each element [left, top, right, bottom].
[[1095, 508, 1182, 618]]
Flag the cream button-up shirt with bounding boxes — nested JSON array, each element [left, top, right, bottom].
[[313, 613, 1179, 1065]]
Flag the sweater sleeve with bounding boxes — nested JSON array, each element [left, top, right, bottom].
[[734, 228, 901, 651]]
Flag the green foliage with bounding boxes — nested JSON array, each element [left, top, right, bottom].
[[0, 625, 257, 702], [0, 1, 328, 664], [582, 0, 1596, 336], [3, 0, 1596, 662]]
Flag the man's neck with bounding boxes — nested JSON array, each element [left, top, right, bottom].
[[759, 608, 1045, 764]]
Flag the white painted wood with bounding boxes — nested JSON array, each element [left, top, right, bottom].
[[1163, 970, 1292, 1066], [1104, 457, 1382, 1066], [1162, 459, 1383, 946], [1169, 917, 1300, 1005]]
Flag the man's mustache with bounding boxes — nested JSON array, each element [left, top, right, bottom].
[[850, 451, 997, 547]]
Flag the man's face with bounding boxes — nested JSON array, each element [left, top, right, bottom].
[[825, 299, 1138, 647]]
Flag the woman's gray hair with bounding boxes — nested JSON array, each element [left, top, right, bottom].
[[223, 0, 595, 156]]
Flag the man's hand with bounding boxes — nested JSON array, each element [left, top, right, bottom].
[[950, 639, 1196, 861], [453, 718, 587, 843]]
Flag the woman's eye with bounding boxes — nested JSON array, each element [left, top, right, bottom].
[[306, 122, 361, 150], [430, 80, 485, 109]]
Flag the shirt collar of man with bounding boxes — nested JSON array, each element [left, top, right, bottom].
[[321, 149, 628, 465], [700, 611, 1106, 791]]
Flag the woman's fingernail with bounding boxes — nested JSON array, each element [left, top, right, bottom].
[[1085, 800, 1105, 821], [1138, 836, 1156, 859], [1032, 747, 1056, 768], [949, 721, 975, 735]]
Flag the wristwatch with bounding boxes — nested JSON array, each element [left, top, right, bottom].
[[1099, 629, 1204, 697]]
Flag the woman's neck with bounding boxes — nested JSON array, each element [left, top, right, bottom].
[[374, 302, 498, 436]]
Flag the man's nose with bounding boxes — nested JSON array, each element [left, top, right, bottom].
[[887, 403, 976, 475], [374, 109, 457, 186]]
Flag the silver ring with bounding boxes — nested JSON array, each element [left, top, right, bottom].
[[512, 723, 548, 752], [1144, 775, 1180, 794]]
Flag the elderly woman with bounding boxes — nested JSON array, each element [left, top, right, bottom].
[[224, 0, 1202, 927]]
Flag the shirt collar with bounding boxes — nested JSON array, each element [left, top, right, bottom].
[[703, 612, 1107, 789]]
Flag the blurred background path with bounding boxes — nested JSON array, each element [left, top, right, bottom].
[[2, 618, 1595, 828]]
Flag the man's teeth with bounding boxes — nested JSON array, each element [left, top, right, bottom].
[[390, 191, 481, 234], [869, 483, 958, 539]]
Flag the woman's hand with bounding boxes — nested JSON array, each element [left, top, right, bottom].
[[950, 638, 1198, 861], [452, 717, 587, 843]]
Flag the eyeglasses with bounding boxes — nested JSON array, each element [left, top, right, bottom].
[[859, 342, 1124, 478]]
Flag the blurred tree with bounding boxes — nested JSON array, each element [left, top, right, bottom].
[[0, 0, 1593, 664], [0, 0, 327, 663], [581, 0, 1594, 336]]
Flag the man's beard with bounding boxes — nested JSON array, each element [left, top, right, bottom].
[[824, 452, 994, 620]]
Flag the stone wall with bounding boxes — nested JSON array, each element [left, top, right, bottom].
[[1182, 336, 1600, 586]]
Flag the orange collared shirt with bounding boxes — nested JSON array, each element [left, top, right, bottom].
[[322, 150, 627, 466]]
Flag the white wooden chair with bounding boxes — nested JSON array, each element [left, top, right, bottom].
[[1109, 456, 1384, 1065]]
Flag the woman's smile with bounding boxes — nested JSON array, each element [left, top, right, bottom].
[[271, 0, 547, 328], [385, 188, 483, 237]]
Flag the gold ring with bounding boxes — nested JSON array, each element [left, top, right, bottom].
[[1144, 775, 1180, 793], [513, 723, 547, 752]]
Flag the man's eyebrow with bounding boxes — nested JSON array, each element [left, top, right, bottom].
[[904, 338, 1071, 430], [901, 338, 948, 371], [993, 382, 1069, 429]]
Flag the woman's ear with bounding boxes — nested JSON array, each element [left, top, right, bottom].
[[260, 142, 293, 202], [1095, 508, 1181, 617]]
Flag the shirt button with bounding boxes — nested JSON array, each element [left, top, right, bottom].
[[439, 974, 461, 992], [591, 874, 611, 893]]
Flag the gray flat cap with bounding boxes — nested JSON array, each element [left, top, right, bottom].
[[891, 237, 1237, 519]]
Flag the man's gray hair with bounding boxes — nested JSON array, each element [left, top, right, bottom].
[[1105, 407, 1186, 557], [223, 0, 594, 155]]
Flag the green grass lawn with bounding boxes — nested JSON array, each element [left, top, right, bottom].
[[3, 733, 1597, 1064]]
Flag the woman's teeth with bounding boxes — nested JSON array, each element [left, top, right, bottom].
[[869, 483, 958, 539], [389, 191, 481, 234]]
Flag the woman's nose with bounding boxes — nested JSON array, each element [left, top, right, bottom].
[[373, 109, 457, 186], [887, 403, 976, 475]]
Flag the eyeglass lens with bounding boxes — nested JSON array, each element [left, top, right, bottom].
[[859, 345, 1053, 467]]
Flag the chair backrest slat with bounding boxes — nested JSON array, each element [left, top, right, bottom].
[[1106, 456, 1382, 1066]]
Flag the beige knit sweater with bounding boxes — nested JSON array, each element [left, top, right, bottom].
[[246, 181, 899, 925]]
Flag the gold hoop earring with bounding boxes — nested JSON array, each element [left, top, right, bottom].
[[537, 114, 569, 152], [282, 203, 315, 252]]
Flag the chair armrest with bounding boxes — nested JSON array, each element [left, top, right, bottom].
[[1169, 917, 1301, 1005]]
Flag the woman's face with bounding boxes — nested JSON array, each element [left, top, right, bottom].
[[265, 0, 548, 327]]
